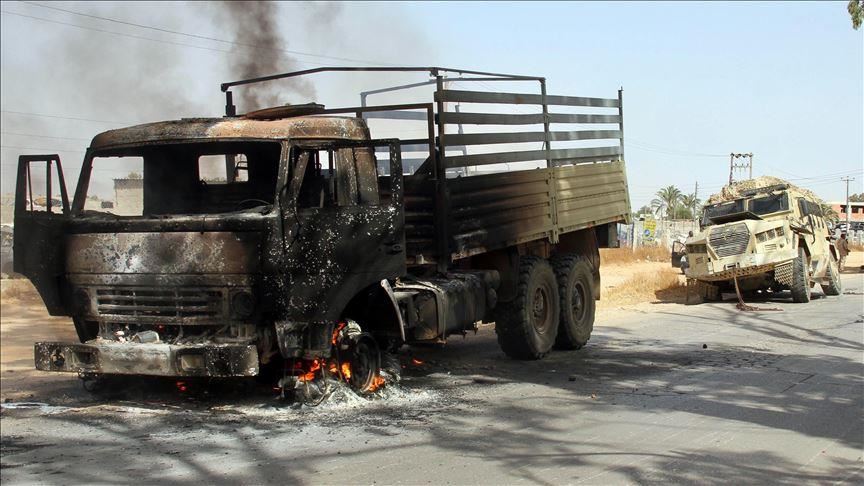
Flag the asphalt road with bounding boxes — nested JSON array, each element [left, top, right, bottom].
[[2, 272, 862, 485]]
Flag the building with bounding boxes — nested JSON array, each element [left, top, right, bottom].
[[114, 178, 143, 216], [829, 201, 864, 223]]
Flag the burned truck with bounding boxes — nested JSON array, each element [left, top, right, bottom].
[[685, 178, 842, 303], [15, 67, 630, 393]]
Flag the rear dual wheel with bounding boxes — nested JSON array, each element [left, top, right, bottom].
[[495, 257, 560, 360], [552, 255, 596, 350]]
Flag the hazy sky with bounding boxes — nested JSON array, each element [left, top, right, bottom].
[[1, 1, 862, 207]]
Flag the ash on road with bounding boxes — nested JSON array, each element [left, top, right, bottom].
[[2, 268, 862, 484]]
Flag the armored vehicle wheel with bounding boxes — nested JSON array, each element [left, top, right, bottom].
[[822, 257, 842, 296], [495, 256, 560, 360], [552, 255, 595, 350], [790, 247, 811, 303]]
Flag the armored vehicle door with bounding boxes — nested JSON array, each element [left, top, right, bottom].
[[13, 155, 70, 314], [671, 240, 686, 268], [278, 140, 405, 321]]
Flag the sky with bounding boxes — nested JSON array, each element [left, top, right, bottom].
[[1, 1, 862, 208]]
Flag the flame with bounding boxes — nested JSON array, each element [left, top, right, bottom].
[[298, 359, 321, 382], [411, 358, 424, 365], [293, 356, 385, 393], [331, 322, 347, 346], [368, 374, 386, 392]]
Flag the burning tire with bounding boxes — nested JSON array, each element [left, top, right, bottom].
[[344, 332, 383, 394], [790, 247, 811, 303], [552, 255, 595, 350], [495, 256, 560, 360]]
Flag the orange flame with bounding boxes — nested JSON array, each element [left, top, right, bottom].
[[331, 322, 347, 346], [299, 359, 321, 382], [294, 356, 386, 392], [411, 358, 424, 365], [368, 374, 386, 392]]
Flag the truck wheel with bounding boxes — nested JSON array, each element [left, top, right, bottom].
[[495, 256, 559, 360], [790, 247, 811, 303], [552, 255, 595, 350], [822, 258, 842, 296]]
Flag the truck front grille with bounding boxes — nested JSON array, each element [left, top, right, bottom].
[[709, 223, 750, 258], [95, 287, 226, 321]]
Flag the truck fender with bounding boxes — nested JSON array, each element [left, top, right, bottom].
[[340, 280, 406, 348], [379, 279, 406, 342]]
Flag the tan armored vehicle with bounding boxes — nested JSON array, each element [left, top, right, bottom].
[[685, 177, 841, 303]]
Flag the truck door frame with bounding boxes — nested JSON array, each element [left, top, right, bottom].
[[13, 154, 71, 314]]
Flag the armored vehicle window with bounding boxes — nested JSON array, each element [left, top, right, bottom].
[[702, 199, 746, 226], [749, 193, 789, 216], [798, 198, 823, 218]]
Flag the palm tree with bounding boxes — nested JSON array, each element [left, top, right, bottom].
[[655, 185, 683, 220], [680, 193, 701, 219]]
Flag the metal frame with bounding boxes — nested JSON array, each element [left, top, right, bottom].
[[220, 66, 624, 270]]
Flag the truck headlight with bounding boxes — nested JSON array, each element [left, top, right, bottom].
[[230, 290, 255, 319]]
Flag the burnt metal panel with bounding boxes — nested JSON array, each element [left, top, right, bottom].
[[444, 146, 622, 168], [439, 112, 621, 125], [436, 90, 620, 107], [445, 130, 622, 146]]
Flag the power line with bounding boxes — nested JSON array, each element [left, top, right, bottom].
[[1, 131, 90, 141], [1, 109, 129, 124], [0, 9, 341, 71], [19, 1, 397, 67], [0, 144, 83, 153]]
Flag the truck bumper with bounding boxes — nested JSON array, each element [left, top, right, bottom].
[[34, 341, 259, 377]]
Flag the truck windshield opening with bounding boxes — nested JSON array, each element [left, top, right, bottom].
[[78, 141, 282, 216]]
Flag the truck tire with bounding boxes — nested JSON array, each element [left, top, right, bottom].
[[552, 255, 595, 350], [495, 256, 559, 360], [790, 247, 811, 303], [822, 258, 842, 296]]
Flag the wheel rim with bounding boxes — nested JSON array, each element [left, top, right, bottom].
[[348, 335, 380, 393], [532, 286, 551, 334], [571, 281, 586, 322]]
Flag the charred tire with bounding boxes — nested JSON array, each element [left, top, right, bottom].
[[495, 256, 560, 360], [790, 247, 811, 303], [346, 333, 381, 393], [552, 255, 595, 350], [822, 257, 842, 296]]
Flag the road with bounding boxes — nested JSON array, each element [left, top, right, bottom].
[[2, 270, 862, 484]]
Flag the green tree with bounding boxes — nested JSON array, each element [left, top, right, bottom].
[[680, 193, 701, 218], [850, 192, 864, 202], [821, 203, 840, 222], [652, 185, 683, 220], [673, 205, 694, 220], [850, 0, 864, 29]]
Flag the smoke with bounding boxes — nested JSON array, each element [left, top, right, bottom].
[[213, 1, 316, 112]]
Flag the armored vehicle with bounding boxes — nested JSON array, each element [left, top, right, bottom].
[[685, 178, 841, 303], [14, 67, 631, 393]]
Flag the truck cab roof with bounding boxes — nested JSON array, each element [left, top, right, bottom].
[[89, 114, 371, 151]]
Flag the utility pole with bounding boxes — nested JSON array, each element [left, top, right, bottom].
[[693, 180, 699, 225], [842, 176, 855, 231], [728, 153, 754, 184]]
